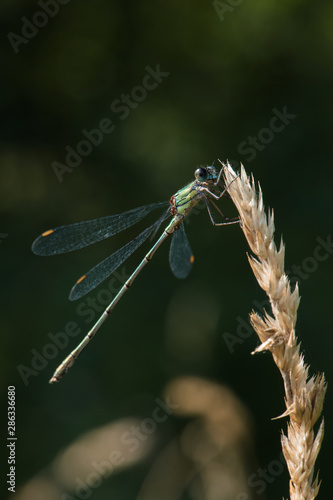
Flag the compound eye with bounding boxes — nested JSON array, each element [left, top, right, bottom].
[[195, 167, 207, 181]]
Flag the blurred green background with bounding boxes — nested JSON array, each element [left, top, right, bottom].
[[1, 0, 332, 499]]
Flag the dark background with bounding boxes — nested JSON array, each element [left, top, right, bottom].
[[1, 1, 332, 499]]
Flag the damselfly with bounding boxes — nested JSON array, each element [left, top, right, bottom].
[[32, 161, 238, 383]]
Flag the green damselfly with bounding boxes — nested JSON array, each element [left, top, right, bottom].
[[32, 161, 238, 383]]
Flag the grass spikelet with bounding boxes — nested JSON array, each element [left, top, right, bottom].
[[222, 160, 327, 500]]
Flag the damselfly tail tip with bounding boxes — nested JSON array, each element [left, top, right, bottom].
[[49, 368, 65, 383], [49, 353, 76, 383], [49, 369, 66, 384]]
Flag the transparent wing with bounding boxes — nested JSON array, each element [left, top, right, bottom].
[[32, 201, 168, 256], [169, 223, 194, 279], [69, 213, 170, 301]]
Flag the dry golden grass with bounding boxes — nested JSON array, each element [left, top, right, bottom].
[[222, 161, 326, 500]]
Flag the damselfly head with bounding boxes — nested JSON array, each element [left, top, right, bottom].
[[195, 166, 218, 184]]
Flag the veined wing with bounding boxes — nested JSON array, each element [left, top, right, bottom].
[[32, 201, 168, 256], [169, 223, 194, 279], [69, 212, 170, 301]]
